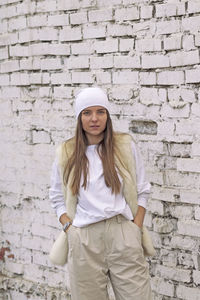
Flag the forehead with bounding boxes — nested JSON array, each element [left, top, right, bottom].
[[82, 106, 106, 111]]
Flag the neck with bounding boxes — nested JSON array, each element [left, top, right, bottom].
[[86, 133, 104, 145]]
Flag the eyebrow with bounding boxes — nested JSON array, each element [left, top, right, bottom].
[[83, 108, 106, 112]]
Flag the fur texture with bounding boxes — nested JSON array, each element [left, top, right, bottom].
[[49, 132, 156, 265]]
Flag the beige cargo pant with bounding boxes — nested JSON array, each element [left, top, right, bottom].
[[68, 214, 152, 300]]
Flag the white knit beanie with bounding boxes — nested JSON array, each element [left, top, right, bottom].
[[74, 87, 110, 118]]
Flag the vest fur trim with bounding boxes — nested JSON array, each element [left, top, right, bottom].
[[55, 132, 155, 258]]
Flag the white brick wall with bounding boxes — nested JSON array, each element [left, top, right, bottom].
[[1, 0, 200, 299]]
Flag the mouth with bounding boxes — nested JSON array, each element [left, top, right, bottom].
[[90, 126, 100, 130]]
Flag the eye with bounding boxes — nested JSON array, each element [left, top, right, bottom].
[[97, 110, 106, 114], [82, 110, 91, 116]]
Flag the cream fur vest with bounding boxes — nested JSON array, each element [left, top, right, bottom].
[[56, 132, 155, 257]]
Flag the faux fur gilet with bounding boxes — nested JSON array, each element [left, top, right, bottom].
[[56, 132, 155, 257]]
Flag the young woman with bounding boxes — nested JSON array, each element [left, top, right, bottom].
[[49, 87, 154, 300]]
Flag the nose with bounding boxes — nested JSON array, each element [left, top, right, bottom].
[[91, 112, 98, 121]]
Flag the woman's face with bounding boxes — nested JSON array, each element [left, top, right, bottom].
[[81, 106, 107, 144]]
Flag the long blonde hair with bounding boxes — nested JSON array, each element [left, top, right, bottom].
[[63, 111, 121, 195]]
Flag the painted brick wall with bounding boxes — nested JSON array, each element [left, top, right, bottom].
[[0, 0, 200, 299]]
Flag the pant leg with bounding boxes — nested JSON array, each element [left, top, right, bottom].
[[106, 216, 152, 300], [67, 223, 109, 300]]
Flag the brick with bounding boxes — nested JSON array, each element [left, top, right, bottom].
[[90, 56, 113, 69], [23, 263, 44, 282], [193, 270, 200, 285], [60, 27, 82, 41], [180, 190, 200, 205], [157, 121, 175, 136], [1, 87, 21, 99], [113, 71, 138, 84], [171, 236, 198, 251], [168, 143, 192, 158], [0, 5, 16, 19], [47, 14, 69, 26], [94, 39, 118, 53], [169, 205, 193, 219], [71, 41, 94, 55], [1, 60, 20, 73], [0, 32, 18, 46], [36, 0, 57, 13], [6, 262, 24, 275], [168, 88, 195, 107], [155, 3, 177, 17], [95, 71, 111, 84], [115, 7, 139, 21], [41, 58, 62, 70], [0, 74, 9, 86], [136, 38, 161, 52], [155, 265, 191, 283], [68, 56, 89, 69], [161, 103, 190, 118], [148, 199, 164, 215], [107, 23, 133, 37], [188, 1, 200, 14], [53, 87, 73, 99], [186, 69, 200, 83], [151, 277, 175, 297], [142, 54, 169, 69], [192, 142, 200, 156], [163, 35, 182, 50], [170, 50, 199, 67], [32, 130, 51, 144], [183, 35, 195, 51], [177, 220, 200, 238], [140, 88, 165, 106], [111, 86, 133, 101], [70, 12, 88, 25], [57, 0, 80, 10], [114, 55, 140, 68], [27, 15, 47, 28], [16, 1, 36, 15], [178, 252, 194, 269], [39, 28, 58, 41], [88, 8, 113, 22], [130, 120, 157, 135], [160, 249, 177, 267], [195, 207, 200, 220], [72, 72, 94, 84], [139, 72, 156, 85], [10, 72, 30, 86], [51, 73, 71, 85], [1, 19, 7, 34], [182, 16, 200, 33], [119, 38, 134, 52], [156, 20, 180, 35], [18, 29, 39, 43], [140, 6, 153, 19], [39, 87, 52, 98], [83, 24, 106, 39], [0, 47, 8, 60], [177, 158, 200, 173], [176, 120, 200, 135], [29, 73, 42, 85], [153, 217, 175, 233], [10, 45, 29, 57], [195, 33, 200, 46], [157, 71, 184, 85], [177, 285, 200, 300]]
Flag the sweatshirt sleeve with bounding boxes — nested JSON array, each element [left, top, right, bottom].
[[131, 141, 151, 209], [49, 159, 67, 221]]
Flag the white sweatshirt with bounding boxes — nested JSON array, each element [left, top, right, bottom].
[[49, 141, 151, 227]]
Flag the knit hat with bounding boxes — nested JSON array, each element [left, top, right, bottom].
[[74, 87, 110, 118]]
